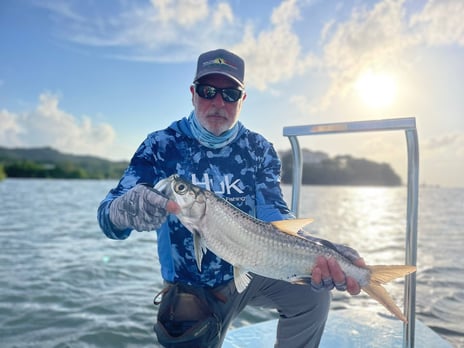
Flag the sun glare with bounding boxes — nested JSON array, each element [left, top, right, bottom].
[[355, 71, 397, 109]]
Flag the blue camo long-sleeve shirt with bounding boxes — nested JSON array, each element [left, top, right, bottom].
[[98, 115, 292, 288]]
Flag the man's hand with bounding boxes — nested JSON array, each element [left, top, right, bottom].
[[109, 184, 180, 232], [311, 256, 366, 295]]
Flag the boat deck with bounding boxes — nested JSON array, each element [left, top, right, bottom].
[[224, 310, 452, 347]]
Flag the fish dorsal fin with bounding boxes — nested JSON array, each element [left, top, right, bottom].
[[193, 231, 207, 272], [271, 218, 314, 236], [233, 266, 253, 293]]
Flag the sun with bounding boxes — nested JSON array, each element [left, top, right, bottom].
[[355, 70, 397, 109]]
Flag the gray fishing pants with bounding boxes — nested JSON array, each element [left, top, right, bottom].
[[214, 274, 331, 348]]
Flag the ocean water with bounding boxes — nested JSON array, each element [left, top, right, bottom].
[[0, 179, 462, 347]]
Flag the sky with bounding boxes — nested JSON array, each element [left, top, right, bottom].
[[1, 0, 463, 187]]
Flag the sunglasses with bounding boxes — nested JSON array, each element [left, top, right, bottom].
[[194, 84, 243, 103]]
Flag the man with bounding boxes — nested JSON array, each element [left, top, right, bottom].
[[98, 49, 363, 348]]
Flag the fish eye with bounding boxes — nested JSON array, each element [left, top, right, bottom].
[[175, 182, 188, 194]]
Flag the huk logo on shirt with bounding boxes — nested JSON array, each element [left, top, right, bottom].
[[191, 173, 244, 195]]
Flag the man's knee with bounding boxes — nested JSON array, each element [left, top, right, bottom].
[[279, 286, 331, 319], [275, 287, 331, 347]]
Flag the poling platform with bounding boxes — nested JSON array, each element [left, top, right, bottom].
[[224, 118, 450, 347]]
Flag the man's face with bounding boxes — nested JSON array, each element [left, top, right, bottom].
[[190, 74, 246, 136]]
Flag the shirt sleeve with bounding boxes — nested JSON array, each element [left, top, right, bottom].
[[97, 136, 159, 240], [255, 141, 294, 222]]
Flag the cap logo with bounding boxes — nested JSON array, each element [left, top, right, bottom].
[[203, 57, 238, 70]]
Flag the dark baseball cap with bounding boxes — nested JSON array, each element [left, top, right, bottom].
[[193, 49, 245, 87]]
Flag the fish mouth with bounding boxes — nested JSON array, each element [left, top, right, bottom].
[[154, 176, 174, 196]]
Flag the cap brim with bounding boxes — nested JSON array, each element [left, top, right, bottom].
[[194, 71, 244, 88]]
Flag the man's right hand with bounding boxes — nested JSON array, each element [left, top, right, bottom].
[[109, 184, 180, 232]]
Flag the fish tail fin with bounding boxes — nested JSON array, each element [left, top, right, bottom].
[[362, 265, 416, 323]]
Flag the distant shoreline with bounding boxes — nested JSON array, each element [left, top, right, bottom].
[[1, 146, 402, 186]]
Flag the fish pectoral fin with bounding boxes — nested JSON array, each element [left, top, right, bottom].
[[193, 231, 207, 272], [271, 218, 315, 237], [233, 266, 253, 293], [289, 276, 312, 286]]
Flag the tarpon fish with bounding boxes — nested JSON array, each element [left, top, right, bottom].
[[155, 174, 416, 322]]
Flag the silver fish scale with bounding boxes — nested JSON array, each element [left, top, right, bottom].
[[155, 175, 415, 322], [182, 188, 371, 285]]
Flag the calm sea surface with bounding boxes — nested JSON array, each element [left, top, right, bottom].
[[0, 179, 462, 347]]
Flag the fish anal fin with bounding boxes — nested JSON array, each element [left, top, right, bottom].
[[233, 266, 253, 293], [271, 218, 314, 236], [362, 283, 408, 323]]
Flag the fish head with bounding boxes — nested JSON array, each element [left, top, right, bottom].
[[155, 175, 207, 224]]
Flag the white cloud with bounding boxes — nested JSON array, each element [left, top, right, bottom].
[[232, 0, 319, 90], [410, 0, 464, 46], [0, 93, 116, 157], [292, 0, 464, 112], [420, 131, 464, 187], [37, 0, 319, 87], [151, 0, 210, 28], [35, 0, 464, 95], [422, 132, 464, 156], [0, 109, 24, 146], [213, 2, 234, 28], [307, 0, 410, 111], [38, 0, 239, 62]]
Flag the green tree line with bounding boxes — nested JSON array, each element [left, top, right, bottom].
[[3, 161, 94, 179], [0, 146, 401, 185], [0, 147, 128, 180], [0, 164, 6, 180]]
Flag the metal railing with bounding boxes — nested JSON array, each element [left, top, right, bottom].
[[283, 117, 419, 348]]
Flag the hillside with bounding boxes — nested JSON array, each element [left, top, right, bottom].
[[279, 149, 402, 186], [0, 147, 128, 179], [0, 146, 402, 185]]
